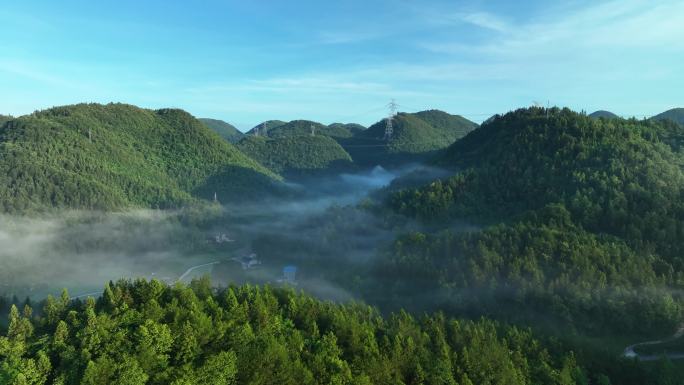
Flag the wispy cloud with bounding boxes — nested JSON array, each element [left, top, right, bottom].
[[0, 61, 73, 87], [452, 12, 510, 32], [424, 0, 684, 56], [318, 30, 384, 45]]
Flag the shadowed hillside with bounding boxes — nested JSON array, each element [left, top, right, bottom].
[[199, 118, 245, 143], [651, 108, 684, 126]]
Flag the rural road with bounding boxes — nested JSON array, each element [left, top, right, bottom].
[[623, 325, 684, 361], [72, 260, 221, 299]]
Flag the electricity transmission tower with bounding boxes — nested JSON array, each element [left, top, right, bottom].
[[385, 99, 398, 140], [310, 124, 316, 136]]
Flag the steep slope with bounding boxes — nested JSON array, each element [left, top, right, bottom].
[[419, 107, 684, 248], [379, 107, 684, 337], [651, 108, 684, 126], [199, 118, 244, 143], [341, 110, 477, 166], [237, 135, 353, 177], [588, 110, 619, 119], [0, 103, 280, 212]]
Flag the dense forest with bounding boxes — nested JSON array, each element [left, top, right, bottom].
[[246, 120, 361, 139], [3, 104, 684, 384], [247, 120, 287, 136], [340, 110, 477, 166], [0, 104, 280, 212], [236, 135, 353, 177], [381, 107, 684, 343], [198, 119, 245, 143], [4, 279, 676, 385]]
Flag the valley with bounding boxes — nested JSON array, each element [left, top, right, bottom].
[[2, 104, 684, 384]]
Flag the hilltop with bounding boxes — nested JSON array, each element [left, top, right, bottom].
[[651, 107, 684, 126], [341, 109, 477, 166], [0, 103, 280, 212], [237, 135, 353, 177], [247, 120, 287, 136], [427, 107, 684, 244], [588, 110, 619, 119], [248, 119, 360, 139], [198, 118, 245, 143]]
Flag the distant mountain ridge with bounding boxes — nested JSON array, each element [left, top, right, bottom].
[[247, 120, 288, 136], [651, 108, 684, 126], [341, 109, 478, 166], [237, 135, 353, 177], [199, 118, 245, 143], [246, 119, 362, 139], [588, 110, 619, 119]]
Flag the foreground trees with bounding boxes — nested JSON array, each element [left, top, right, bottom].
[[0, 279, 594, 385]]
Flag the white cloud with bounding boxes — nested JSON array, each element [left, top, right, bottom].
[[428, 0, 684, 56], [453, 12, 510, 32], [0, 61, 72, 87]]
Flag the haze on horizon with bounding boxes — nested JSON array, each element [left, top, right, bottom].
[[1, 0, 683, 129]]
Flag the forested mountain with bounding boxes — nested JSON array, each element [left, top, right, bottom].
[[237, 135, 353, 177], [588, 110, 619, 119], [0, 115, 12, 126], [0, 103, 280, 212], [327, 123, 365, 135], [651, 108, 684, 126], [247, 120, 287, 136], [382, 107, 684, 338], [198, 118, 244, 143], [341, 110, 477, 166], [248, 120, 359, 139], [0, 279, 640, 385]]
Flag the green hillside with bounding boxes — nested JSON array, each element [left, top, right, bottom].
[[0, 103, 280, 212], [237, 135, 353, 177], [0, 279, 603, 385], [380, 107, 684, 337], [328, 122, 365, 135], [247, 120, 287, 136], [248, 120, 360, 139], [341, 110, 477, 166], [0, 115, 12, 126], [199, 118, 244, 143], [588, 110, 619, 119], [651, 107, 684, 126]]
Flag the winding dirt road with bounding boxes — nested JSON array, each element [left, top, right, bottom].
[[623, 325, 684, 361]]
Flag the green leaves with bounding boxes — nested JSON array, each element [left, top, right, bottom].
[[1, 280, 588, 385], [0, 103, 279, 213]]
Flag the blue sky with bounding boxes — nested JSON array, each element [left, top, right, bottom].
[[1, 0, 682, 130]]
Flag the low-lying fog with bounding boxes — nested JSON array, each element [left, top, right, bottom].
[[0, 165, 446, 302]]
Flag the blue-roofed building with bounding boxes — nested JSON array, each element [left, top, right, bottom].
[[283, 265, 297, 283]]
